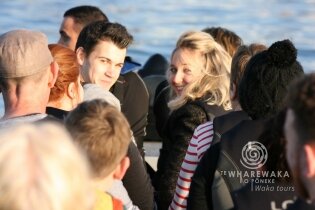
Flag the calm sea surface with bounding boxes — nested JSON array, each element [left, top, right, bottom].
[[0, 0, 315, 115]]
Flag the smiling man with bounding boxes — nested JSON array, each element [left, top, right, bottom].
[[75, 21, 154, 210], [76, 22, 129, 90]]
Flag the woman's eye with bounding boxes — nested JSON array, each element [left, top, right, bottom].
[[184, 68, 192, 74], [169, 67, 177, 73]]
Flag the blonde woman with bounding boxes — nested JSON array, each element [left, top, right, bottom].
[[154, 31, 232, 209]]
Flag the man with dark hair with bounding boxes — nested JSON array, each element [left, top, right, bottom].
[[58, 5, 108, 50], [76, 21, 133, 91], [75, 20, 154, 210], [284, 73, 315, 210], [58, 6, 149, 160]]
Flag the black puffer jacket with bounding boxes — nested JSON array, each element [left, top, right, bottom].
[[154, 99, 227, 210]]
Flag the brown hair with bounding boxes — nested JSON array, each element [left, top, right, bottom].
[[202, 27, 243, 57], [286, 73, 315, 144], [65, 99, 131, 178], [48, 44, 80, 103], [230, 43, 267, 89]]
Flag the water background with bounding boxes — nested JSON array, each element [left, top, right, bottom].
[[0, 0, 315, 115]]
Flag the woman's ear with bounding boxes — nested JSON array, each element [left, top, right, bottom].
[[76, 47, 85, 66], [67, 82, 76, 99]]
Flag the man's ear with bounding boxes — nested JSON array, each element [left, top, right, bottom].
[[76, 47, 85, 66], [113, 157, 130, 180], [230, 82, 238, 101], [48, 61, 59, 88], [302, 144, 315, 177]]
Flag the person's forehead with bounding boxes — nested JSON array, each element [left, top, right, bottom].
[[61, 16, 82, 33], [91, 40, 126, 61]]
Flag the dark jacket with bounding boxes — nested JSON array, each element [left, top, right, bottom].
[[187, 113, 254, 210], [287, 198, 315, 210], [155, 99, 227, 210], [46, 106, 155, 210], [111, 72, 149, 156], [232, 180, 295, 210]]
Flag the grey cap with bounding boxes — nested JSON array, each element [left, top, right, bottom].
[[0, 29, 53, 78]]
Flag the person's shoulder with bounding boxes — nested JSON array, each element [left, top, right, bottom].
[[121, 71, 142, 82], [94, 190, 124, 210]]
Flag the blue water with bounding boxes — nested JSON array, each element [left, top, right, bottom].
[[0, 0, 315, 115]]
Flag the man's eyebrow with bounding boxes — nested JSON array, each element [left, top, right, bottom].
[[97, 56, 110, 60]]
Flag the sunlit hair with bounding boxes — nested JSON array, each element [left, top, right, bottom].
[[203, 26, 243, 57], [230, 43, 267, 89], [167, 31, 232, 111], [0, 122, 94, 210], [65, 99, 131, 178], [48, 44, 80, 104]]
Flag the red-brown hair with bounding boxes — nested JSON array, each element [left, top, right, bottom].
[[48, 44, 80, 102]]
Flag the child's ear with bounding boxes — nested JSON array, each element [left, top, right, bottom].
[[302, 144, 315, 177], [113, 157, 130, 180]]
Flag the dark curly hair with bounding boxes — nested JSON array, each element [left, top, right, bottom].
[[238, 39, 304, 119], [286, 73, 315, 144], [75, 21, 133, 56]]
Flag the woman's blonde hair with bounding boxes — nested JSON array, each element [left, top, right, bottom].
[[167, 31, 232, 111]]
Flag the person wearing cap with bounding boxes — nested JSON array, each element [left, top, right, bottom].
[[0, 29, 58, 125], [58, 5, 149, 159]]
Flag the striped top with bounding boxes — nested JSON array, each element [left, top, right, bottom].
[[169, 121, 214, 210]]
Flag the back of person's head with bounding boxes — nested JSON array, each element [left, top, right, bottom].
[[0, 29, 53, 90], [230, 43, 267, 94], [64, 5, 108, 28], [168, 31, 232, 111], [65, 99, 131, 179], [0, 122, 93, 210], [259, 109, 292, 182], [238, 39, 304, 120], [48, 44, 81, 104], [202, 26, 243, 57], [75, 21, 133, 57], [286, 73, 315, 144]]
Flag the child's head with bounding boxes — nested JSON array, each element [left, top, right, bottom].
[[0, 122, 94, 210], [65, 99, 131, 187]]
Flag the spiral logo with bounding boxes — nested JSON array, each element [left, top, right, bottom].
[[240, 141, 268, 169]]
